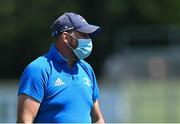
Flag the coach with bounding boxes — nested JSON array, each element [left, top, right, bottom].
[[17, 12, 104, 123]]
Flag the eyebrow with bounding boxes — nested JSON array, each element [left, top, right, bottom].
[[77, 32, 89, 37]]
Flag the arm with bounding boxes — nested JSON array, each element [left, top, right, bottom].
[[17, 94, 40, 123], [91, 100, 105, 123]]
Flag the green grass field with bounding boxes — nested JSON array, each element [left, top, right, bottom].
[[124, 80, 180, 122]]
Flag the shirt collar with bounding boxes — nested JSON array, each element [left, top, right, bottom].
[[48, 44, 68, 63]]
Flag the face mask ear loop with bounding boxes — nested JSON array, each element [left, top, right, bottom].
[[66, 41, 74, 50], [66, 33, 79, 50]]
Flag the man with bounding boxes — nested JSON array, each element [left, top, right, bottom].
[[17, 12, 104, 123]]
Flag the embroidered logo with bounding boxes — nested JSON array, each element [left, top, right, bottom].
[[79, 15, 86, 23], [83, 77, 91, 87], [54, 78, 65, 87]]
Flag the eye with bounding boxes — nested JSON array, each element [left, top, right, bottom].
[[80, 33, 89, 38]]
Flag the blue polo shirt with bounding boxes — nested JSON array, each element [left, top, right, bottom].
[[18, 44, 99, 123]]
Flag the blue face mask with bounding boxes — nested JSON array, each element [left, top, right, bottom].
[[67, 35, 93, 60]]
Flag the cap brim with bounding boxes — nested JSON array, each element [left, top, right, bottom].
[[76, 24, 101, 35]]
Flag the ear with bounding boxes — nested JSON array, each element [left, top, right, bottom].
[[61, 32, 69, 43]]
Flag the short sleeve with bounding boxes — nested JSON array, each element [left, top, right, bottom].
[[18, 64, 46, 103], [91, 69, 100, 102]]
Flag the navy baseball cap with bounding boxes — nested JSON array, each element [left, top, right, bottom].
[[51, 12, 101, 37]]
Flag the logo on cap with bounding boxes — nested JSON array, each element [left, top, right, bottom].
[[79, 15, 86, 23]]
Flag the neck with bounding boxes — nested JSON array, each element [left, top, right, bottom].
[[55, 40, 77, 69], [67, 59, 77, 69]]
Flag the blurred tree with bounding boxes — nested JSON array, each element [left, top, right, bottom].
[[1, 0, 180, 79]]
